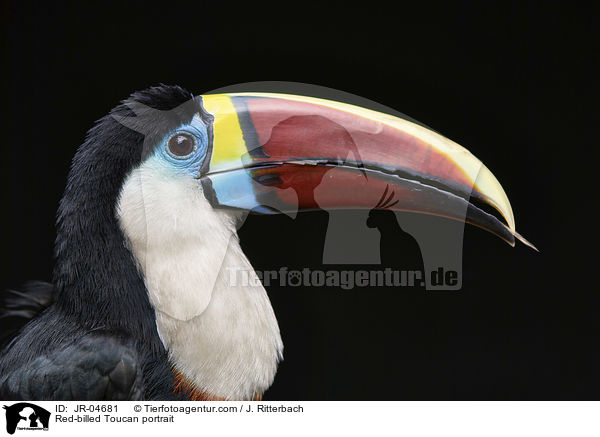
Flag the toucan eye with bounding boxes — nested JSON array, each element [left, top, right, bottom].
[[167, 133, 196, 158]]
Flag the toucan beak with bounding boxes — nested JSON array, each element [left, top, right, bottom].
[[199, 93, 535, 249]]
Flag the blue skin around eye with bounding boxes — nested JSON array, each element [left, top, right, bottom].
[[150, 113, 266, 212], [152, 114, 209, 176]]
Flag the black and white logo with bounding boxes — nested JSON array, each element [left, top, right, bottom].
[[3, 403, 50, 434]]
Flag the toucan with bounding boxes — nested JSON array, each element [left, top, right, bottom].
[[0, 85, 534, 401]]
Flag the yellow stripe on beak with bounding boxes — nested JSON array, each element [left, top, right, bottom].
[[202, 94, 248, 173]]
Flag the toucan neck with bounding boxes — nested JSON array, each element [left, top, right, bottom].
[[52, 141, 160, 350]]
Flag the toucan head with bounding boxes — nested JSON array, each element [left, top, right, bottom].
[[112, 86, 533, 249]]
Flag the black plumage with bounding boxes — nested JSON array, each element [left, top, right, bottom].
[[0, 281, 55, 349], [0, 85, 205, 400]]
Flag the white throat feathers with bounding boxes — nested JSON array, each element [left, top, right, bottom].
[[116, 157, 283, 400]]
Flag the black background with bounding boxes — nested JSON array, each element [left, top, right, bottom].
[[1, 1, 596, 399]]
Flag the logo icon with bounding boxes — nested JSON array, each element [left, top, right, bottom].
[[3, 403, 50, 435]]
